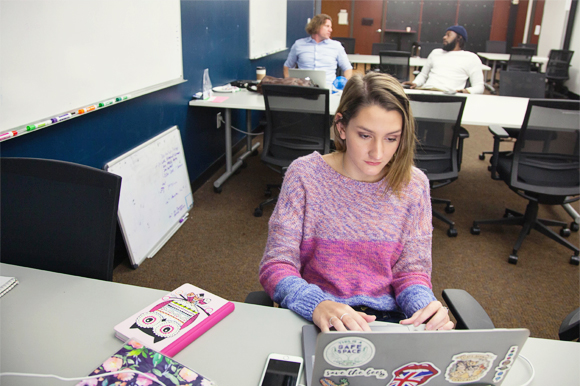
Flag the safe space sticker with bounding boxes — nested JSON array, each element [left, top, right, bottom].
[[323, 337, 376, 368], [445, 352, 497, 383]]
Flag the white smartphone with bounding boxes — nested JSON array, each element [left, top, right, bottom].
[[258, 353, 304, 386]]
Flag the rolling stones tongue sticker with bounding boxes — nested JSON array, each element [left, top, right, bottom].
[[445, 352, 497, 383], [386, 362, 441, 386]]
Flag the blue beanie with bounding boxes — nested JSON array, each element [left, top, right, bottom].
[[446, 25, 468, 42]]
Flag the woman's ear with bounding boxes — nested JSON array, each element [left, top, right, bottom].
[[335, 113, 346, 140]]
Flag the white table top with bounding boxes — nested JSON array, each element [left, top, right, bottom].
[[1, 263, 579, 386], [477, 52, 549, 64], [190, 89, 529, 128], [347, 54, 491, 71]]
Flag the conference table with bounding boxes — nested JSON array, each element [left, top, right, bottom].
[[347, 54, 492, 74], [189, 88, 528, 191], [1, 263, 579, 386]]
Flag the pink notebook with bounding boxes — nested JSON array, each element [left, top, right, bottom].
[[114, 283, 235, 357]]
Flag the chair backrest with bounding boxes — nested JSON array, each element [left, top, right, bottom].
[[518, 43, 538, 55], [486, 40, 507, 54], [509, 99, 579, 197], [372, 42, 397, 56], [507, 47, 534, 71], [261, 85, 331, 169], [417, 42, 442, 58], [546, 49, 574, 80], [333, 37, 355, 54], [408, 94, 467, 183], [0, 158, 122, 280], [499, 70, 546, 98], [378, 50, 410, 82]]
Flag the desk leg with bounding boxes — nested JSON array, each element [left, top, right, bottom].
[[484, 59, 497, 94], [213, 109, 260, 193]]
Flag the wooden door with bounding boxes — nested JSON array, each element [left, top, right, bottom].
[[321, 0, 352, 38], [352, 0, 384, 54]]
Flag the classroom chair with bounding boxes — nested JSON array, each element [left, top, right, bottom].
[[378, 50, 411, 82], [333, 37, 355, 54], [545, 49, 574, 98], [506, 47, 534, 72], [471, 99, 579, 265], [253, 85, 331, 217], [0, 157, 122, 280]]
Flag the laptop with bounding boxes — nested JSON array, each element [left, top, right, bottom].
[[302, 324, 529, 386], [288, 68, 328, 89]]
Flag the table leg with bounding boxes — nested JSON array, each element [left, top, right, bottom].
[[484, 59, 497, 94], [213, 109, 260, 193]]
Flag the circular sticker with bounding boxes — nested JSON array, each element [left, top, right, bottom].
[[323, 336, 376, 368]]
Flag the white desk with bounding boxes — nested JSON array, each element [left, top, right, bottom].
[[347, 54, 491, 72], [190, 90, 528, 191], [1, 263, 579, 386]]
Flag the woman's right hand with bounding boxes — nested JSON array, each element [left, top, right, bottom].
[[312, 300, 376, 332]]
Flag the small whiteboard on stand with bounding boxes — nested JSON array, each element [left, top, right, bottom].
[[105, 126, 194, 268]]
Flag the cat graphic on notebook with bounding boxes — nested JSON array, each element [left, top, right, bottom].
[[132, 291, 211, 343]]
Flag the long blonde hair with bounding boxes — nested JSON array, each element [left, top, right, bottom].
[[332, 72, 416, 195]]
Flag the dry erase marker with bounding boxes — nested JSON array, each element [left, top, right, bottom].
[[51, 113, 72, 123], [27, 119, 52, 131], [85, 105, 97, 112], [179, 213, 189, 223], [115, 94, 131, 102], [98, 99, 115, 107], [0, 131, 18, 141]]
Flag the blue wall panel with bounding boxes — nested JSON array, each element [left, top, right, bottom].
[[0, 0, 314, 188]]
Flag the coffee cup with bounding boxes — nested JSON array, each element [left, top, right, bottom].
[[256, 66, 266, 81]]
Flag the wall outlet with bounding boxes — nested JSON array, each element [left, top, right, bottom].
[[216, 112, 222, 129]]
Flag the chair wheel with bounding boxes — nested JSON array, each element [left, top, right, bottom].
[[560, 228, 571, 237], [445, 204, 455, 214], [213, 186, 222, 194], [447, 228, 458, 237], [571, 222, 579, 232], [253, 208, 263, 217], [252, 149, 259, 156], [470, 226, 480, 235], [570, 255, 580, 265], [479, 154, 485, 160], [508, 254, 518, 264], [241, 160, 248, 169]]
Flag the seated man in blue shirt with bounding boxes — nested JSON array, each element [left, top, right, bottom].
[[283, 14, 353, 86]]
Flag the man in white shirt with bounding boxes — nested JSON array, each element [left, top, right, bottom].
[[403, 25, 484, 94], [283, 14, 353, 85]]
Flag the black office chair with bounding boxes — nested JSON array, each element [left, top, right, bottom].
[[378, 50, 411, 82], [0, 157, 122, 280], [545, 49, 574, 98], [486, 40, 507, 54], [409, 94, 468, 237], [253, 85, 331, 217], [372, 42, 397, 55], [559, 307, 580, 341], [518, 43, 538, 55], [498, 70, 546, 98], [470, 99, 580, 265], [245, 288, 495, 329], [333, 37, 355, 54], [416, 42, 442, 58], [506, 47, 534, 72]]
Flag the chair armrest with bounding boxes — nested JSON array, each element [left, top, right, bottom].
[[245, 290, 274, 307], [487, 125, 510, 180], [442, 289, 495, 330], [559, 307, 580, 341], [457, 127, 470, 171]]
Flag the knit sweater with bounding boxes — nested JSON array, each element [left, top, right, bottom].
[[413, 48, 484, 94], [259, 152, 436, 321]]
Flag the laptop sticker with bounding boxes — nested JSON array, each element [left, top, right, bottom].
[[320, 378, 349, 386], [323, 367, 388, 379], [386, 362, 440, 386], [493, 345, 518, 383], [445, 352, 497, 384], [323, 337, 376, 368]]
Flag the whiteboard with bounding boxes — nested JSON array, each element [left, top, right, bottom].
[[0, 0, 184, 135], [105, 126, 194, 268], [249, 0, 288, 59]]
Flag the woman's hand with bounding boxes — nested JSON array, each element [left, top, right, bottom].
[[312, 300, 376, 332], [400, 301, 454, 331]]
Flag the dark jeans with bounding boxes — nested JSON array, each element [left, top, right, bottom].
[[352, 306, 407, 324]]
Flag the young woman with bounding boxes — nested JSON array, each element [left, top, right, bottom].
[[259, 72, 453, 332]]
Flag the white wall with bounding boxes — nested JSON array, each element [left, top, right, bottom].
[[538, 0, 579, 95]]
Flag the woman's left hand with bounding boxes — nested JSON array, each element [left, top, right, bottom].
[[400, 301, 454, 331]]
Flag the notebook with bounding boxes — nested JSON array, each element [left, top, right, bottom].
[[114, 283, 235, 357], [76, 338, 214, 386], [303, 324, 529, 386], [288, 69, 328, 89]]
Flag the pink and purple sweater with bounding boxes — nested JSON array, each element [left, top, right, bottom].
[[259, 152, 436, 321]]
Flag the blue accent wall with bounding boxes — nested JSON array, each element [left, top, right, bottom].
[[0, 0, 314, 186]]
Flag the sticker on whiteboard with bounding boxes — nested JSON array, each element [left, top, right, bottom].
[[386, 362, 440, 386], [323, 336, 375, 368], [493, 345, 518, 383], [445, 352, 497, 383]]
